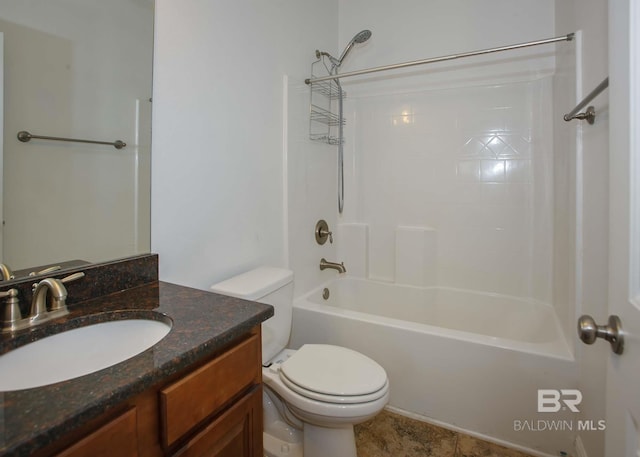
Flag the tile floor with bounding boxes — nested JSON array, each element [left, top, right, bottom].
[[355, 409, 536, 457]]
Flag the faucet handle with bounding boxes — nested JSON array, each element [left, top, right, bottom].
[[315, 220, 334, 245], [0, 289, 26, 333], [28, 265, 62, 277], [0, 288, 18, 300], [48, 272, 84, 312], [324, 229, 334, 244], [61, 272, 85, 284], [31, 271, 84, 291]]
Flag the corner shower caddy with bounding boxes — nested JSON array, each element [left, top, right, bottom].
[[308, 56, 345, 145]]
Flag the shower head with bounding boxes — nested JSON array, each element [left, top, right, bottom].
[[337, 29, 372, 66], [353, 29, 373, 43]]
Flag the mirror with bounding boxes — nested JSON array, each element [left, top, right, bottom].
[[0, 0, 153, 282]]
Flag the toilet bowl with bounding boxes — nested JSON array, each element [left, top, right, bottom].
[[211, 267, 389, 457]]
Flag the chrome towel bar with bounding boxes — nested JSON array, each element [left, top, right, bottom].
[[17, 130, 126, 149], [563, 77, 609, 124]]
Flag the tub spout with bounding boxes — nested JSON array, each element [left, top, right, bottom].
[[319, 258, 346, 274]]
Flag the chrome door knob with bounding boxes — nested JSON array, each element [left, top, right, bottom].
[[577, 314, 624, 355]]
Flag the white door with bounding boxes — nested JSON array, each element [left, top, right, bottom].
[[0, 32, 4, 262], [604, 1, 640, 455]]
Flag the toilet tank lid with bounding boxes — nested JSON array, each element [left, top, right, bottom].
[[210, 266, 293, 301]]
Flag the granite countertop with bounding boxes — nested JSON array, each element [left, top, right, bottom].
[[0, 280, 274, 457]]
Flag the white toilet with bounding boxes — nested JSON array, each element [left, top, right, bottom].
[[211, 267, 389, 457]]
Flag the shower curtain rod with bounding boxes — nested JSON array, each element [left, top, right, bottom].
[[305, 33, 574, 85]]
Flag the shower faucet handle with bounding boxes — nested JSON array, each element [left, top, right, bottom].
[[315, 220, 333, 245], [323, 229, 334, 244]]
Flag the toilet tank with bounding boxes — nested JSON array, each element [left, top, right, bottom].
[[210, 267, 293, 363]]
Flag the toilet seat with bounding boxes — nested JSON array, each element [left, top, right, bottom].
[[279, 371, 389, 404], [278, 344, 388, 404]]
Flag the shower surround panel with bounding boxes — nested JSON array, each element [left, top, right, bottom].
[[342, 78, 554, 303]]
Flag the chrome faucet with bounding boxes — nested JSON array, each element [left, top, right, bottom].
[[0, 263, 14, 281], [29, 272, 85, 325], [319, 258, 346, 274], [0, 272, 85, 333]]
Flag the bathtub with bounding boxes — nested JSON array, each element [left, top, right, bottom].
[[289, 277, 578, 457]]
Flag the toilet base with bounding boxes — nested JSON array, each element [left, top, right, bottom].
[[263, 431, 303, 457], [303, 423, 357, 457]]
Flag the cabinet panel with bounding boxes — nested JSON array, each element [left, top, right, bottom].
[[160, 332, 261, 447], [55, 407, 138, 457], [174, 385, 262, 457]]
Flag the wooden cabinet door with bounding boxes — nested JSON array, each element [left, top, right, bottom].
[[160, 332, 261, 448], [55, 408, 138, 457], [174, 385, 262, 457]]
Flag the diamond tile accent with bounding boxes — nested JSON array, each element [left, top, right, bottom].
[[460, 133, 531, 159]]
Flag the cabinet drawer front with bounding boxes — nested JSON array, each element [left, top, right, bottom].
[[160, 332, 261, 447], [174, 386, 262, 457], [55, 408, 138, 457]]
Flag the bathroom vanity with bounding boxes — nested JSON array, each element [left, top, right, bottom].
[[37, 327, 262, 457], [0, 255, 273, 457]]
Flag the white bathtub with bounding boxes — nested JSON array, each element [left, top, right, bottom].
[[290, 277, 578, 457]]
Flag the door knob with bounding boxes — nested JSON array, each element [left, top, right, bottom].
[[577, 314, 624, 355]]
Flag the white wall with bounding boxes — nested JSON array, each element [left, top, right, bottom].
[[554, 2, 609, 456], [152, 0, 338, 290], [0, 32, 4, 263], [338, 0, 556, 95], [0, 1, 153, 269], [336, 0, 557, 302]]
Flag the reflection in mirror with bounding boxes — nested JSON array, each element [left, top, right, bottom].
[[0, 0, 153, 281]]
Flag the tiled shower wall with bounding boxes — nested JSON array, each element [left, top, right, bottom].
[[341, 78, 554, 302]]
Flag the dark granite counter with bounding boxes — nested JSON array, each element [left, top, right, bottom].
[[0, 280, 273, 457]]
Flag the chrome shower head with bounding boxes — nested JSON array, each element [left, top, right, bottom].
[[337, 29, 372, 66], [353, 29, 373, 44]]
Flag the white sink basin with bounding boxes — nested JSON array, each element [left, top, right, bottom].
[[0, 318, 172, 391]]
